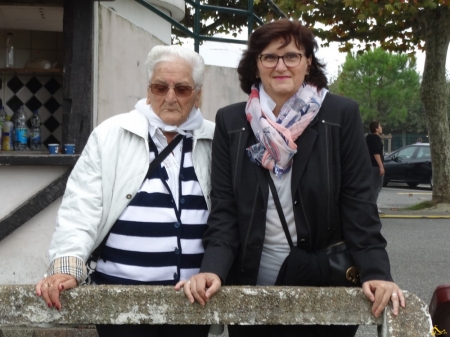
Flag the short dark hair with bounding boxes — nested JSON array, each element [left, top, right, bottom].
[[237, 19, 328, 95], [369, 121, 380, 134]]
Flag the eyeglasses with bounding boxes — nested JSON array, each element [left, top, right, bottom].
[[259, 53, 303, 68], [149, 83, 195, 97]]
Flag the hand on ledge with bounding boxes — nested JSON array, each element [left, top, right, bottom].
[[35, 273, 77, 310], [175, 272, 222, 306], [362, 280, 406, 318]]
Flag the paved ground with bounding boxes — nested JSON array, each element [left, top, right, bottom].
[[209, 183, 449, 337]]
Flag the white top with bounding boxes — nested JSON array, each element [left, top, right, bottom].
[[256, 85, 298, 286]]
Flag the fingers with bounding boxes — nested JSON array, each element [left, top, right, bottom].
[[205, 277, 221, 299], [190, 276, 208, 306], [362, 280, 406, 318], [175, 280, 195, 304], [178, 273, 222, 306], [35, 274, 77, 310]]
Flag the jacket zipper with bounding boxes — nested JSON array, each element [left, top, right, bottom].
[[241, 182, 259, 271]]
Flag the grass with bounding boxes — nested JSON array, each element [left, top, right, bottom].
[[403, 200, 437, 211]]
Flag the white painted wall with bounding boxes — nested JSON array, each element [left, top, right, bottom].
[[201, 65, 248, 121], [0, 167, 68, 219], [99, 0, 182, 45], [0, 2, 248, 285], [95, 4, 165, 125]]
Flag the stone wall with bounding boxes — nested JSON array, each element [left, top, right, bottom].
[[0, 285, 433, 337]]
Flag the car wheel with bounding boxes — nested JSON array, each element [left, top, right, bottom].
[[383, 176, 389, 187], [407, 182, 419, 188]]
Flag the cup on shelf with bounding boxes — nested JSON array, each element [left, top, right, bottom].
[[48, 144, 59, 155], [64, 144, 75, 154]]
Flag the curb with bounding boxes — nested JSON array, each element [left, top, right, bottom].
[[380, 214, 450, 219]]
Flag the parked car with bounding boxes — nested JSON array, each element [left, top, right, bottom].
[[383, 143, 432, 188]]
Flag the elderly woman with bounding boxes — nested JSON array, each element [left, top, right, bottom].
[[35, 45, 213, 337], [178, 19, 405, 337]]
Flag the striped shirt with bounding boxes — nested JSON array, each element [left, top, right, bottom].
[[93, 135, 209, 285]]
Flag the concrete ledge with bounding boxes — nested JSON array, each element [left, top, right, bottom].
[[0, 285, 432, 336]]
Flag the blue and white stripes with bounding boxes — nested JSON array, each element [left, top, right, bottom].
[[94, 136, 208, 285]]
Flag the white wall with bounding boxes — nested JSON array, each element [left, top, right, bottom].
[[0, 167, 68, 219], [0, 3, 248, 285], [95, 4, 165, 125], [99, 0, 182, 45], [202, 65, 248, 121]]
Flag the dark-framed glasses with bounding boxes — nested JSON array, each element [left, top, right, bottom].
[[259, 53, 303, 68], [149, 83, 195, 97]]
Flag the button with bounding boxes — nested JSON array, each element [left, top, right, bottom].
[[180, 198, 185, 204], [173, 272, 178, 279], [174, 222, 180, 228], [174, 247, 180, 255], [294, 200, 298, 205], [126, 194, 132, 199]]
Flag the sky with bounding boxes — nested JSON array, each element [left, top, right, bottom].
[[185, 36, 450, 81]]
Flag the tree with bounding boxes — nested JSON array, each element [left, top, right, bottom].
[[331, 48, 424, 143], [274, 0, 450, 203]]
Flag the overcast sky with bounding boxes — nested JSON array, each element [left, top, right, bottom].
[[185, 37, 450, 81]]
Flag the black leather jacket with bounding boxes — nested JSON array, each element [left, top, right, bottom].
[[200, 93, 392, 286]]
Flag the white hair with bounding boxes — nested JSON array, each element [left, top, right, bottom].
[[145, 45, 205, 89]]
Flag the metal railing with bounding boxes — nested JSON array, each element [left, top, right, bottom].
[[134, 0, 287, 52]]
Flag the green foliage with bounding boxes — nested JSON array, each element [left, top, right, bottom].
[[331, 48, 424, 133], [273, 0, 449, 54]]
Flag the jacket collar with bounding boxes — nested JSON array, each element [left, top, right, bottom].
[[120, 109, 215, 141]]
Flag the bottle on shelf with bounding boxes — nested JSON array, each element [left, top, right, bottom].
[[2, 115, 14, 151], [6, 33, 14, 68], [30, 110, 41, 151], [0, 106, 6, 124], [13, 106, 28, 151]]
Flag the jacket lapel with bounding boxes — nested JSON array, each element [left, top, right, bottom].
[[244, 129, 270, 208], [291, 126, 318, 197]]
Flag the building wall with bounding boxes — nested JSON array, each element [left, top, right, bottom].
[[0, 3, 248, 285], [99, 0, 178, 45]]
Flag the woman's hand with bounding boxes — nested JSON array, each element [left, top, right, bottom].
[[362, 280, 406, 318], [175, 273, 222, 306], [35, 273, 77, 310]]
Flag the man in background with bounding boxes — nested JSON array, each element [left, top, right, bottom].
[[366, 121, 384, 213]]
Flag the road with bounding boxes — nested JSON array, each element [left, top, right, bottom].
[[356, 183, 450, 337]]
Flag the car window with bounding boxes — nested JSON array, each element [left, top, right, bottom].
[[397, 146, 417, 161], [416, 146, 431, 159]]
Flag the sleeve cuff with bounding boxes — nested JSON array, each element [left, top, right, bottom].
[[48, 256, 87, 285]]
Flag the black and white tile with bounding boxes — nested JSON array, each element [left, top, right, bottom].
[[0, 74, 63, 149]]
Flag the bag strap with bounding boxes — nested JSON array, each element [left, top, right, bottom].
[[146, 134, 183, 178], [265, 170, 295, 250], [90, 134, 184, 262]]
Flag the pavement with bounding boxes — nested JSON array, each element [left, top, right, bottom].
[[379, 199, 450, 218], [379, 208, 450, 219]]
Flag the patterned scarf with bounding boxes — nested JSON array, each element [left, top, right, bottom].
[[246, 83, 327, 178]]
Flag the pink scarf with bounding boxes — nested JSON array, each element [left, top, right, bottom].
[[246, 83, 327, 178]]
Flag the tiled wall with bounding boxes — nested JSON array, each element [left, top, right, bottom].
[[0, 30, 64, 149]]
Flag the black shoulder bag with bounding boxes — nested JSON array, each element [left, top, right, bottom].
[[266, 171, 361, 287], [83, 134, 184, 284]]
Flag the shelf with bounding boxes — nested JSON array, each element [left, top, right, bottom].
[[0, 153, 79, 166], [0, 68, 63, 76]]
